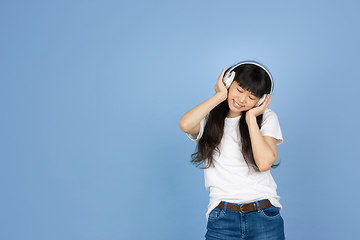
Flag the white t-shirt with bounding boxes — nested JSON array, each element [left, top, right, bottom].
[[187, 108, 283, 220]]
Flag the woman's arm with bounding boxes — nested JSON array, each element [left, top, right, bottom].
[[246, 95, 278, 172], [179, 69, 227, 135]]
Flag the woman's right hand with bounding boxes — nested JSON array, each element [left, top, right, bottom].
[[214, 68, 228, 100], [179, 68, 229, 134]]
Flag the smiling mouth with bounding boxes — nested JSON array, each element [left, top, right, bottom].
[[233, 100, 244, 109]]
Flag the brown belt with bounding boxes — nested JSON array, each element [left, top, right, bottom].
[[216, 200, 273, 213]]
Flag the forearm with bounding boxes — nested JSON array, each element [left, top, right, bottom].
[[247, 116, 277, 171], [179, 92, 226, 133]]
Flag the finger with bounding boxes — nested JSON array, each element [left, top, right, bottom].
[[268, 94, 272, 102], [264, 94, 272, 107], [256, 95, 270, 109], [218, 68, 225, 82]]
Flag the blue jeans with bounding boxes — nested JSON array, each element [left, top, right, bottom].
[[205, 200, 285, 240]]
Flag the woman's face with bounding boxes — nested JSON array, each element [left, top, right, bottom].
[[227, 81, 259, 118]]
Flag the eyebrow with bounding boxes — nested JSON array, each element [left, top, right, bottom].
[[237, 87, 257, 97]]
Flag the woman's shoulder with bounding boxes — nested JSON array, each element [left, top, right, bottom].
[[261, 108, 283, 144], [264, 108, 277, 117], [262, 108, 280, 124]]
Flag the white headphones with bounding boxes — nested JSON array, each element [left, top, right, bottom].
[[223, 61, 273, 107]]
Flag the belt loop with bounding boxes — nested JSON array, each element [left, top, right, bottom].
[[256, 201, 261, 212], [224, 202, 228, 211]]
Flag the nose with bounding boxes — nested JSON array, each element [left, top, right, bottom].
[[237, 94, 246, 103]]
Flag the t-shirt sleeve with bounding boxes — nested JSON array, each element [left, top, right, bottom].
[[260, 109, 283, 145], [187, 115, 208, 142]]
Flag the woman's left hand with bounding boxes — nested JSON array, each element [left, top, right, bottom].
[[246, 94, 272, 123]]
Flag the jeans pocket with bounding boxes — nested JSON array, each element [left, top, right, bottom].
[[261, 206, 281, 218], [208, 208, 226, 221]]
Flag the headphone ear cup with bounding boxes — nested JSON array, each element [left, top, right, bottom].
[[255, 94, 267, 107], [223, 71, 235, 89]]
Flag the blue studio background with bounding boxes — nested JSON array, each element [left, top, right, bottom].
[[1, 1, 359, 239]]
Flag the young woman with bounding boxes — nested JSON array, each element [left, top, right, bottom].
[[179, 61, 285, 240]]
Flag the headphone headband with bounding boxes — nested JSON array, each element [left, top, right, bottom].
[[223, 61, 273, 107]]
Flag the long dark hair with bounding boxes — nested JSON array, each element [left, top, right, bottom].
[[191, 63, 274, 171]]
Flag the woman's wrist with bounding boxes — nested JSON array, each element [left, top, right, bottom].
[[245, 113, 257, 125], [214, 91, 227, 102]]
